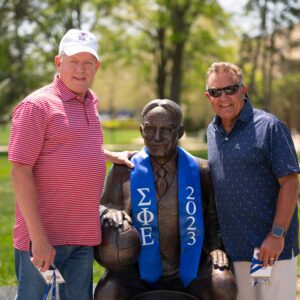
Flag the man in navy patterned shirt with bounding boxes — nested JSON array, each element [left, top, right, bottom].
[[205, 62, 299, 300]]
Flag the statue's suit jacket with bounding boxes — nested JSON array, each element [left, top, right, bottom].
[[100, 154, 224, 275]]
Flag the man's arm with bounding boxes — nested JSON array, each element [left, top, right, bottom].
[[11, 162, 56, 271], [100, 164, 132, 227], [104, 149, 135, 168], [259, 173, 299, 266], [198, 158, 228, 267]]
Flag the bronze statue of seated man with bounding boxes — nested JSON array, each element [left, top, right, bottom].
[[94, 99, 237, 300]]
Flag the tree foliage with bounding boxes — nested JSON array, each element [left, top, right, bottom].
[[0, 0, 37, 120], [94, 0, 234, 104], [239, 0, 300, 115], [0, 0, 237, 131], [0, 0, 119, 118], [271, 72, 300, 129]]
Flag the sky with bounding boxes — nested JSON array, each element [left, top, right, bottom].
[[218, 0, 247, 14], [218, 0, 298, 35], [218, 0, 252, 33]]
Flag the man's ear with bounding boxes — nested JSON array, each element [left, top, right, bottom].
[[139, 125, 144, 137], [54, 55, 61, 72], [96, 61, 101, 71], [242, 84, 248, 94], [205, 91, 211, 100], [205, 91, 213, 106], [178, 125, 185, 139]]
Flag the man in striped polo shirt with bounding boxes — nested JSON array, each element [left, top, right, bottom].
[[8, 28, 134, 300]]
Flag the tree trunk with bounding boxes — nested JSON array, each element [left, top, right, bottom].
[[259, 0, 269, 111], [170, 42, 184, 104], [248, 36, 261, 95], [169, 3, 190, 104], [266, 27, 277, 113], [155, 27, 167, 99]]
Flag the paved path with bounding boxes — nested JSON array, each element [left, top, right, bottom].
[[0, 286, 15, 300], [0, 145, 8, 153], [0, 285, 98, 300]]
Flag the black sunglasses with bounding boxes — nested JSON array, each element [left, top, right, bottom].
[[207, 83, 243, 98]]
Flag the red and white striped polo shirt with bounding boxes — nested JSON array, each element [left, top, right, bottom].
[[8, 75, 106, 251]]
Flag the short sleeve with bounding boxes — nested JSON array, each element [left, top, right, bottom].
[[8, 101, 48, 166], [269, 119, 300, 178]]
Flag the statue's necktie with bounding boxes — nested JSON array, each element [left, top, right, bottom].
[[156, 167, 168, 197]]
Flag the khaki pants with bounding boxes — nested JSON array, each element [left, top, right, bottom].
[[234, 255, 297, 300]]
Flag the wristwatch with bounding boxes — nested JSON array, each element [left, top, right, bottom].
[[271, 226, 286, 238]]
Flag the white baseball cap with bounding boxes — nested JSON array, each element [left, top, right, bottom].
[[59, 29, 100, 61]]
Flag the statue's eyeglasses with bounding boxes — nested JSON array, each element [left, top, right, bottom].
[[141, 125, 181, 138], [207, 83, 243, 98]]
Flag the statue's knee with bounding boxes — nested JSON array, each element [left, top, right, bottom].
[[94, 277, 127, 300], [210, 269, 237, 300], [188, 268, 237, 300]]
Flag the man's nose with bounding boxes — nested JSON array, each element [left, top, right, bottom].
[[75, 62, 86, 71], [153, 128, 163, 141], [219, 90, 228, 99]]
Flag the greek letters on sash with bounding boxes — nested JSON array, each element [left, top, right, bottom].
[[130, 147, 204, 287]]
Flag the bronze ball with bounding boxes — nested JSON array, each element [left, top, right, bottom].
[[94, 219, 141, 270]]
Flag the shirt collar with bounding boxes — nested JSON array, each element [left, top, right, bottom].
[[237, 96, 253, 123], [52, 74, 94, 103]]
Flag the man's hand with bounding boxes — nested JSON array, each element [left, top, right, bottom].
[[210, 249, 229, 268], [104, 149, 137, 168], [31, 238, 56, 272], [258, 234, 284, 266], [101, 209, 132, 228]]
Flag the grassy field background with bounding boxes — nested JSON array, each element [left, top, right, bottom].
[[0, 124, 299, 287]]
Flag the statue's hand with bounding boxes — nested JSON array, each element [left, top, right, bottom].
[[210, 249, 229, 269], [101, 209, 132, 228]]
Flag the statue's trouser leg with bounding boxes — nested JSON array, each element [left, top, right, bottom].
[[94, 267, 149, 300], [95, 256, 238, 300], [187, 255, 238, 300]]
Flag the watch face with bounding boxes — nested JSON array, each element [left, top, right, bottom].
[[272, 226, 285, 237]]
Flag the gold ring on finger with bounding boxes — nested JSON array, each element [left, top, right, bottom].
[[38, 261, 45, 267]]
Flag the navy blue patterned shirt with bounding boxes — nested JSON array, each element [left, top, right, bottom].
[[207, 99, 300, 261]]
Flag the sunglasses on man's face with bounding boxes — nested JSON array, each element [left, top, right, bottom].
[[207, 83, 243, 98]]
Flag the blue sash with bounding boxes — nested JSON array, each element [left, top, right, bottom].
[[130, 147, 204, 287]]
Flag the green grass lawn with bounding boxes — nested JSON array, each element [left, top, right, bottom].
[[0, 153, 15, 285], [0, 123, 141, 146], [103, 128, 140, 145], [0, 124, 10, 145]]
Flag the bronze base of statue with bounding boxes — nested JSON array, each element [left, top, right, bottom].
[[130, 290, 198, 300]]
